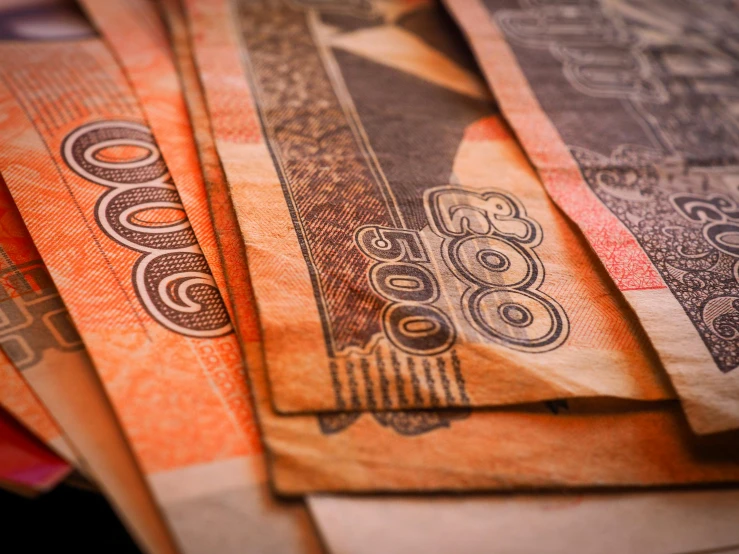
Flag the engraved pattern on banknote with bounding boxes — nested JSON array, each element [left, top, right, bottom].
[[286, 0, 373, 15], [317, 399, 566, 436], [0, 256, 83, 369], [670, 194, 739, 260], [571, 146, 739, 373], [238, 1, 473, 411], [496, 0, 668, 104], [356, 226, 457, 356], [0, 1, 98, 42], [425, 186, 569, 352], [238, 0, 571, 411], [317, 408, 470, 436], [237, 1, 392, 357], [496, 0, 739, 372], [62, 120, 232, 338], [327, 348, 470, 413], [669, 193, 739, 360]]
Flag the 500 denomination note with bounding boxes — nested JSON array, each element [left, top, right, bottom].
[[445, 0, 739, 434], [185, 0, 739, 495], [184, 0, 671, 416]]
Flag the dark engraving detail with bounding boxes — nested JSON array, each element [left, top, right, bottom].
[[0, 257, 83, 369], [317, 408, 470, 436], [426, 186, 569, 352], [497, 2, 667, 104], [61, 120, 231, 338], [328, 350, 470, 413], [0, 2, 98, 42], [710, 299, 739, 342], [237, 0, 483, 412], [572, 146, 739, 372], [450, 349, 470, 404], [496, 0, 739, 372], [356, 226, 456, 355], [237, 0, 567, 413], [671, 194, 739, 258], [318, 412, 361, 434], [287, 0, 373, 14], [237, 2, 392, 356], [371, 409, 470, 435]]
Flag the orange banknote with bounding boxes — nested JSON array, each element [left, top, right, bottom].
[[0, 166, 177, 553], [156, 0, 261, 348], [184, 0, 673, 417], [77, 0, 232, 324], [183, 0, 739, 495], [0, 2, 317, 553], [444, 0, 739, 435]]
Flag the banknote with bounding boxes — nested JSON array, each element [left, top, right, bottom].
[[258, 387, 739, 493], [184, 0, 739, 495], [0, 343, 73, 463], [0, 2, 319, 553], [77, 0, 233, 324], [0, 167, 178, 553], [183, 0, 675, 416], [444, 0, 739, 435], [309, 490, 739, 554], [156, 0, 261, 347], [155, 2, 327, 551], [69, 0, 321, 552], [0, 405, 71, 496]]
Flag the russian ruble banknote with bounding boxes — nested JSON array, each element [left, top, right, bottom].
[[182, 0, 677, 419], [0, 1, 321, 552], [80, 0, 325, 551], [182, 0, 739, 495], [445, 0, 739, 435], [1, 2, 738, 553], [0, 171, 177, 554]]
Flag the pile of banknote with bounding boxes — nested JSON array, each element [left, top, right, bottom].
[[1, 0, 739, 552]]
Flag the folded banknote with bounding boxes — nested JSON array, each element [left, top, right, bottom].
[[445, 0, 739, 435]]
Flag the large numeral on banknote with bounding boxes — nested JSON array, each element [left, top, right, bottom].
[[495, 3, 667, 103], [356, 187, 568, 355], [356, 226, 456, 355], [62, 121, 231, 338], [425, 186, 569, 352]]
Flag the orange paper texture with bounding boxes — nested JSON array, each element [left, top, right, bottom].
[[79, 0, 324, 551]]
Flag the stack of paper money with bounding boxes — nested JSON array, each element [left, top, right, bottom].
[[0, 0, 738, 552]]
